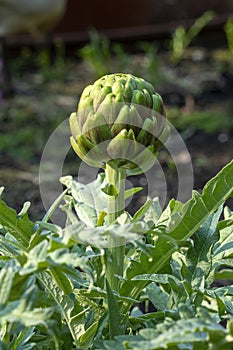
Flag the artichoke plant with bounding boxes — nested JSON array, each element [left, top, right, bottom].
[[69, 73, 170, 289], [70, 73, 169, 175]]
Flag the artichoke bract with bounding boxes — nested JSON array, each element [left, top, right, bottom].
[[70, 73, 169, 174]]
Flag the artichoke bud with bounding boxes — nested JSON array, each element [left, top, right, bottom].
[[112, 81, 124, 95], [153, 124, 170, 149], [152, 112, 165, 138], [124, 82, 134, 100], [98, 93, 116, 124], [143, 89, 152, 108], [77, 134, 110, 164], [115, 93, 124, 103], [132, 90, 146, 106], [91, 84, 102, 98], [70, 73, 169, 173], [76, 134, 95, 155], [145, 82, 155, 95], [70, 136, 101, 168], [128, 144, 156, 175], [111, 105, 128, 135], [81, 84, 92, 98], [78, 96, 93, 113], [95, 85, 112, 107], [107, 128, 138, 162], [128, 76, 137, 89], [83, 111, 112, 144], [69, 112, 80, 137], [137, 118, 156, 146], [152, 93, 165, 115]]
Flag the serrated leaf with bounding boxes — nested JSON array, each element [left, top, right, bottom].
[[60, 174, 108, 226], [49, 267, 73, 295], [74, 203, 98, 227], [36, 271, 82, 347], [146, 283, 169, 311], [133, 273, 185, 301], [0, 284, 52, 327], [170, 159, 233, 240], [213, 218, 233, 261], [185, 206, 222, 287], [120, 160, 233, 315], [0, 260, 16, 306], [68, 222, 146, 248], [0, 235, 21, 257], [0, 197, 34, 248], [20, 240, 49, 274]]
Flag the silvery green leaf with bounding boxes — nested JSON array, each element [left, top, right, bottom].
[[61, 173, 108, 211], [213, 219, 233, 260], [146, 282, 169, 311], [0, 260, 17, 306], [63, 221, 87, 243], [156, 198, 184, 230], [69, 222, 146, 248], [17, 201, 31, 217], [20, 240, 50, 275], [185, 206, 222, 288], [116, 212, 132, 225], [144, 197, 162, 224], [47, 248, 88, 269], [61, 174, 109, 226], [0, 284, 52, 328], [0, 197, 34, 248], [74, 203, 98, 227], [223, 206, 233, 219]]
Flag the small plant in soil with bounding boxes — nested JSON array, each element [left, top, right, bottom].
[[170, 11, 214, 63], [0, 73, 233, 349], [224, 16, 233, 56]]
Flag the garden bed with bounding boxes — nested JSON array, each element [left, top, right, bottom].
[[0, 38, 233, 219]]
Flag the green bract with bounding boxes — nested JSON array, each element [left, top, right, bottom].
[[70, 73, 169, 174]]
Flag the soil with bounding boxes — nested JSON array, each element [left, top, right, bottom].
[[0, 45, 232, 221]]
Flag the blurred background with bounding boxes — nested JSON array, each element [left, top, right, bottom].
[[0, 0, 233, 219]]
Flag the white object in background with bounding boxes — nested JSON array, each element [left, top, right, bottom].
[[0, 0, 67, 36]]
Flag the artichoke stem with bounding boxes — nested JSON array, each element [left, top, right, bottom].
[[105, 162, 126, 291]]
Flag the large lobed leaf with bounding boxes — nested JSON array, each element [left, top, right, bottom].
[[120, 160, 233, 311], [0, 197, 34, 248]]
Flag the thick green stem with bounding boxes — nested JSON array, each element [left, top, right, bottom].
[[105, 163, 126, 291]]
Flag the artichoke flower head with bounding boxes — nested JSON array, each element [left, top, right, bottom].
[[70, 73, 169, 175]]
